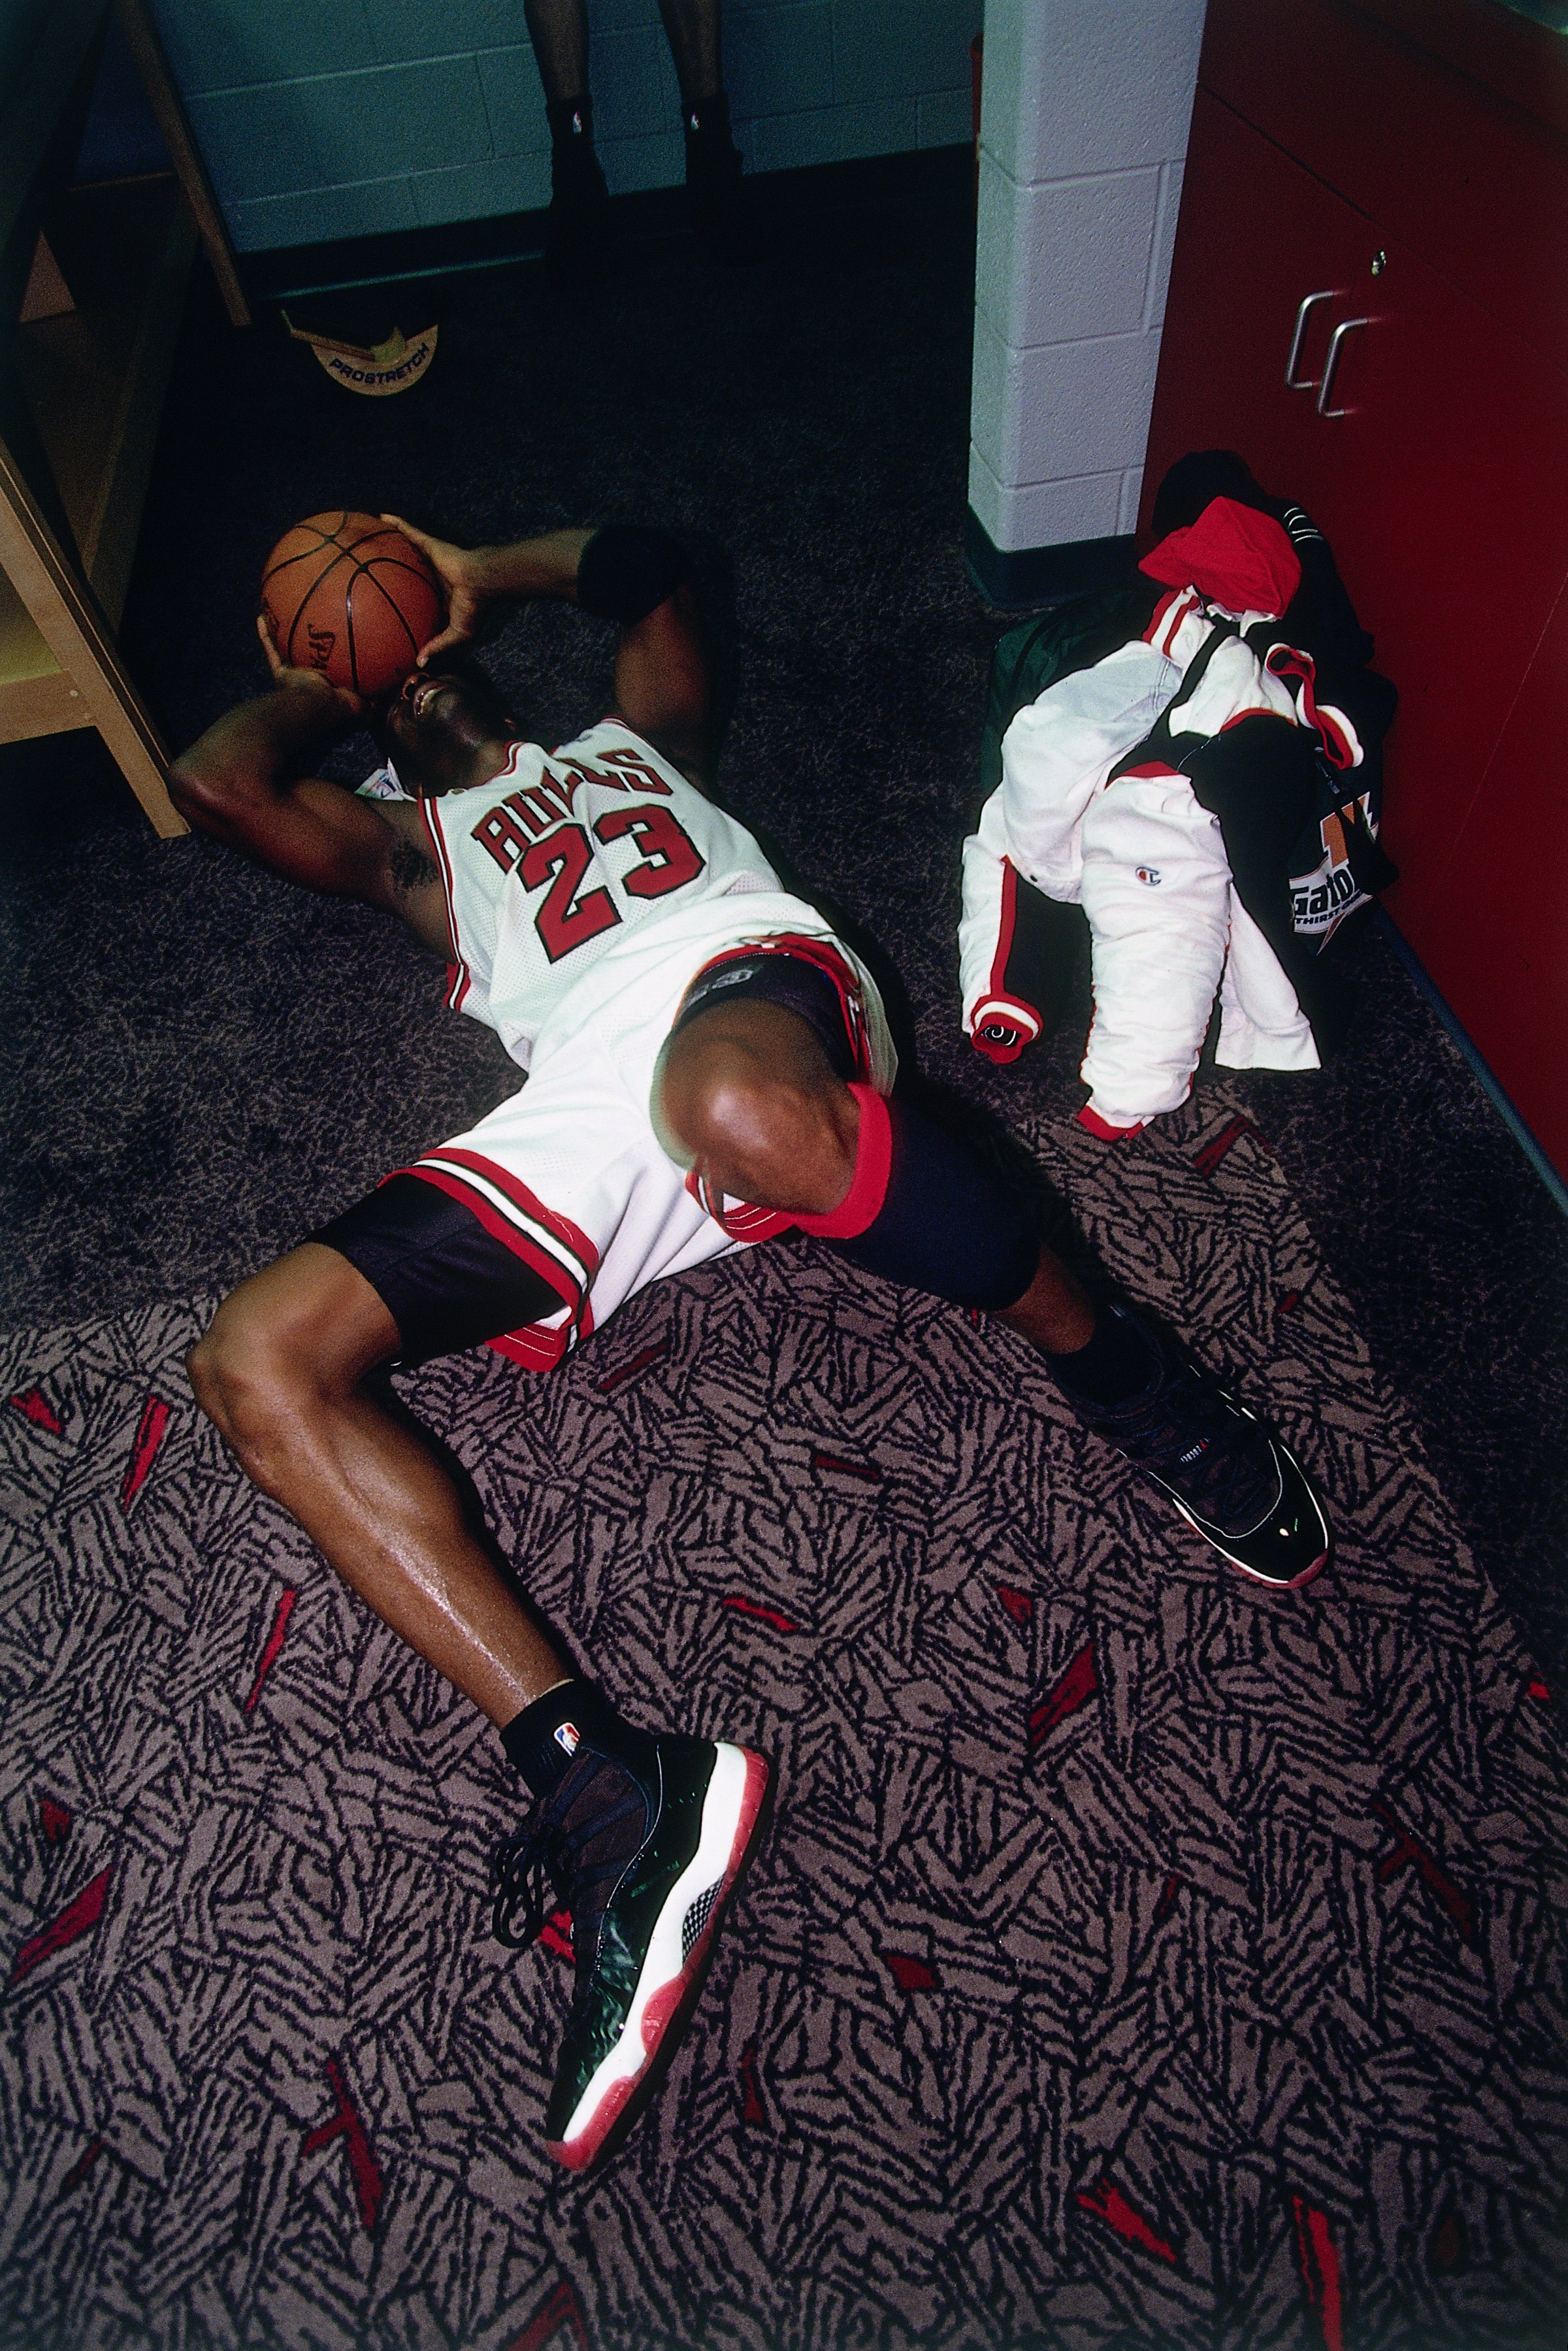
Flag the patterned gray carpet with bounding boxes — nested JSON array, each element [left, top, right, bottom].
[[3, 148, 1567, 2351], [5, 1093, 1566, 2349]]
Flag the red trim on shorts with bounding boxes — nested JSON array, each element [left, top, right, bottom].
[[412, 1147, 600, 1285], [791, 1085, 892, 1238], [682, 1171, 796, 1242], [485, 1292, 596, 1372], [393, 1151, 604, 1372], [676, 931, 880, 1243], [396, 1166, 584, 1318]]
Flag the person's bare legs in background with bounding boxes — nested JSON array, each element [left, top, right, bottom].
[[521, 0, 757, 278]]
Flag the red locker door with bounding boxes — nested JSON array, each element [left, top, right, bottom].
[[1416, 572, 1568, 1176], [1143, 86, 1568, 970], [1290, 224, 1568, 945], [1141, 89, 1374, 533]]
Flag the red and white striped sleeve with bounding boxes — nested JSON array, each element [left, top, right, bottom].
[[959, 787, 1044, 1064]]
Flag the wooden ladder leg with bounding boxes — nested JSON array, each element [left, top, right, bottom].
[[0, 430, 186, 835], [114, 0, 251, 329]]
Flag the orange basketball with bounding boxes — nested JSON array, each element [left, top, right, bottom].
[[260, 511, 445, 697]]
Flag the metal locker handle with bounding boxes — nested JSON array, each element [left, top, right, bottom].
[[1316, 317, 1369, 417], [1284, 290, 1339, 389]]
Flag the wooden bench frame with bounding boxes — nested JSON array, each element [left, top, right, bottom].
[[0, 0, 248, 835]]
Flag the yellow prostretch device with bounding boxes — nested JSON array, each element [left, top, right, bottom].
[[282, 314, 438, 397]]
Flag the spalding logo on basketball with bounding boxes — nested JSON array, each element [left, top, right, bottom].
[[260, 512, 446, 697]]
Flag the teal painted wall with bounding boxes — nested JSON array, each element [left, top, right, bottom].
[[145, 0, 981, 254]]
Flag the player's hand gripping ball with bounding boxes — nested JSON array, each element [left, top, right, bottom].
[[260, 511, 446, 697]]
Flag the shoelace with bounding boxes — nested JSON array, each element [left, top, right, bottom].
[[1110, 1363, 1275, 1530], [493, 1767, 650, 1964]]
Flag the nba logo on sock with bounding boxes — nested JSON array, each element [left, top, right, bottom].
[[554, 1722, 581, 1758], [1135, 866, 1162, 887]]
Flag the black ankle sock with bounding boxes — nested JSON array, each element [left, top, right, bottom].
[[502, 1679, 633, 1796], [547, 95, 595, 147], [1045, 1302, 1160, 1409], [683, 90, 731, 143]]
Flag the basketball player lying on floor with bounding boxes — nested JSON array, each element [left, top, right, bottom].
[[169, 519, 1330, 2173]]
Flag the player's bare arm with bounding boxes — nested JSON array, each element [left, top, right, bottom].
[[387, 515, 714, 782], [168, 635, 452, 951]]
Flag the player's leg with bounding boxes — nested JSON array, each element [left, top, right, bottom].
[[652, 0, 760, 261], [187, 1176, 766, 2173], [187, 1242, 568, 1722], [657, 979, 1329, 1588], [521, 0, 611, 282]]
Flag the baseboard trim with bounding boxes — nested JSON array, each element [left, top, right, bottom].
[[1375, 911, 1568, 1218], [964, 509, 1137, 610], [239, 143, 972, 304]]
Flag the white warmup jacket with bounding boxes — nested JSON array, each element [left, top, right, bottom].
[[959, 581, 1327, 1136]]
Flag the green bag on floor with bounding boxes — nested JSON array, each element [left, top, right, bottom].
[[977, 582, 1156, 802]]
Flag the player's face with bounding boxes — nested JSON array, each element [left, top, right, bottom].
[[376, 665, 515, 795]]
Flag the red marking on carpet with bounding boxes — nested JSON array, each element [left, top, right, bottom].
[[1077, 2177, 1176, 2263], [1194, 1114, 1271, 1175], [501, 2277, 591, 2351], [1279, 1289, 1302, 1314], [1154, 1872, 1181, 1924], [1029, 1644, 1098, 1751], [1527, 1677, 1550, 1702], [39, 1798, 72, 1846], [1291, 2194, 1344, 2351], [809, 1449, 883, 1484], [120, 1396, 170, 1511], [8, 1387, 62, 1434], [740, 2040, 765, 2125], [59, 2137, 103, 2195], [722, 1594, 802, 1634], [538, 1907, 574, 1961], [884, 1951, 936, 1991], [1373, 1801, 1475, 1946], [996, 1583, 1033, 1626], [1428, 2204, 1465, 2274], [9, 1866, 112, 1985], [594, 1337, 670, 1393], [302, 2059, 384, 2231], [243, 1588, 299, 1714]]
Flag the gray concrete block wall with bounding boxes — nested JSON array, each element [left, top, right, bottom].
[[969, 0, 1205, 556], [147, 0, 981, 254]]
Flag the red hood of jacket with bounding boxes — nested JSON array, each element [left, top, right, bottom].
[[1139, 495, 1301, 619]]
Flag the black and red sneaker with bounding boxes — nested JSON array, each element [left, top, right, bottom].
[[495, 1732, 769, 2171], [1056, 1304, 1331, 1589]]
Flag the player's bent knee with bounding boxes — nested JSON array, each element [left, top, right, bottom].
[[668, 1047, 856, 1215], [187, 1246, 399, 1456]]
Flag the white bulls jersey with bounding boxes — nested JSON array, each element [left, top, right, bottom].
[[401, 718, 783, 1070], [359, 716, 896, 1372]]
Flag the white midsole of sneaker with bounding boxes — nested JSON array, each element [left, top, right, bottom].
[[557, 1741, 750, 2146]]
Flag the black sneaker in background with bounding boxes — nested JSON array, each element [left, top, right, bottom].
[[495, 1730, 769, 2171], [545, 140, 612, 286], [684, 97, 764, 265], [1054, 1302, 1331, 1589]]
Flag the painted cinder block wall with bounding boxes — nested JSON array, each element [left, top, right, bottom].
[[144, 0, 981, 255], [969, 0, 1207, 593]]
